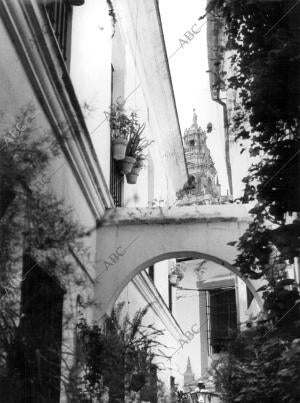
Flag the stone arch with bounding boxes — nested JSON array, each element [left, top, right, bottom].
[[94, 204, 263, 319], [105, 251, 262, 316]]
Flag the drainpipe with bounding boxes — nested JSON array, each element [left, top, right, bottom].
[[215, 97, 233, 198]]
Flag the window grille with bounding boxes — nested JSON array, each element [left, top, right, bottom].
[[110, 157, 124, 206], [45, 0, 72, 63], [208, 288, 237, 353]]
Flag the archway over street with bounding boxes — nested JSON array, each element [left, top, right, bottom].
[[94, 204, 262, 318]]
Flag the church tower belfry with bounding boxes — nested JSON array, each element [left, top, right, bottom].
[[178, 109, 222, 205]]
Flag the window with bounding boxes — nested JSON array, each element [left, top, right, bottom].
[[110, 157, 124, 207], [189, 139, 195, 147], [16, 255, 65, 402], [45, 0, 72, 64], [208, 288, 237, 353]]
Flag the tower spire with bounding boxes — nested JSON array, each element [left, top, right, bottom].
[[192, 108, 198, 126], [186, 356, 192, 371], [184, 356, 195, 386]]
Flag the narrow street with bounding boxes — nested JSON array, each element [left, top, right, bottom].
[[0, 0, 299, 402]]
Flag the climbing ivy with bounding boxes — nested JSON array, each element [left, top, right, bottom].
[[211, 325, 300, 403]]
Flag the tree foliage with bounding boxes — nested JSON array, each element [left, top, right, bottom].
[[205, 5, 300, 396], [211, 326, 300, 403], [0, 105, 87, 284], [207, 0, 300, 278]]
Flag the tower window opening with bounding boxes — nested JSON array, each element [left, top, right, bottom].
[[189, 139, 195, 147]]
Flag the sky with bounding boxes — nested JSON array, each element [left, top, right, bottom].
[[159, 0, 229, 194]]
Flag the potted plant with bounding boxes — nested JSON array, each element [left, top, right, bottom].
[[126, 154, 146, 184], [169, 263, 184, 286], [120, 117, 146, 174], [108, 99, 131, 160], [123, 120, 153, 181]]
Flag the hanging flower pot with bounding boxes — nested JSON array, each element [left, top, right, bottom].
[[126, 166, 141, 184], [120, 156, 136, 174], [169, 273, 178, 286], [107, 101, 131, 160], [130, 372, 146, 392], [112, 137, 128, 160]]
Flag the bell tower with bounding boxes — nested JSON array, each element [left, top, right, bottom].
[[179, 110, 221, 204], [183, 356, 195, 387]]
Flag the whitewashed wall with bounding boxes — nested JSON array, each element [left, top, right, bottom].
[[0, 3, 105, 401], [70, 0, 112, 184]]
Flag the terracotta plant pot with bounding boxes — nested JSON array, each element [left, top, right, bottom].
[[120, 156, 136, 174], [169, 273, 178, 286], [112, 137, 128, 160], [126, 166, 141, 184]]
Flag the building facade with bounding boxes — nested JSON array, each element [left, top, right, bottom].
[[0, 0, 187, 401]]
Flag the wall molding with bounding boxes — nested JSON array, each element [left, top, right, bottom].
[[132, 271, 184, 341], [0, 0, 113, 219]]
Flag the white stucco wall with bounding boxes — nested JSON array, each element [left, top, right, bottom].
[[0, 3, 113, 400], [0, 1, 188, 402], [70, 0, 112, 185], [0, 15, 97, 270], [104, 2, 189, 395], [116, 275, 183, 397]]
